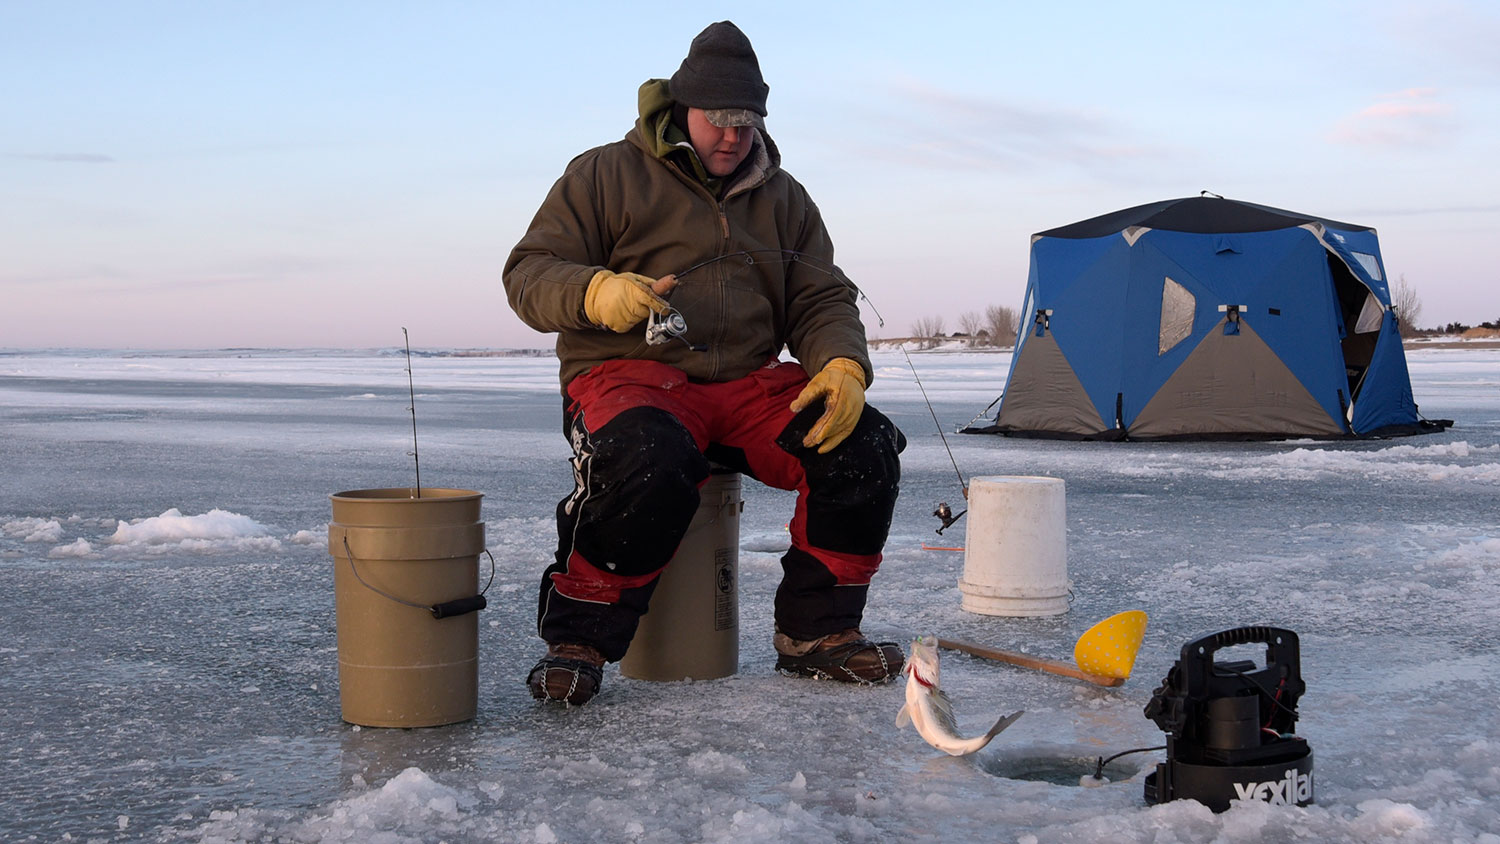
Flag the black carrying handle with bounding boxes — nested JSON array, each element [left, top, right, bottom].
[[1181, 625, 1299, 661], [431, 595, 487, 619], [342, 536, 495, 619], [1188, 626, 1296, 653], [1178, 626, 1301, 699]]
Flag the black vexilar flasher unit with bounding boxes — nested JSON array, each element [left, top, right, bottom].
[[1142, 626, 1314, 811]]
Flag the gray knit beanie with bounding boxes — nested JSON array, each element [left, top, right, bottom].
[[668, 21, 769, 116]]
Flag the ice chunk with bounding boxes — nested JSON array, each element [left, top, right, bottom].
[[3, 517, 63, 543], [110, 508, 270, 545], [47, 539, 92, 558]]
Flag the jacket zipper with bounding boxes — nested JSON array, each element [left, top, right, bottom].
[[713, 201, 731, 379]]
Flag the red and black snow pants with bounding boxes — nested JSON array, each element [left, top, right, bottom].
[[537, 358, 905, 662]]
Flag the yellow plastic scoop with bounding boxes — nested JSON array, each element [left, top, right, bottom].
[[1073, 610, 1149, 679]]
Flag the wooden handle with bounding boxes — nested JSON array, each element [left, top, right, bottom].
[[937, 636, 1125, 687]]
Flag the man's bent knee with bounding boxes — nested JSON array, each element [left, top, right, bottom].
[[563, 406, 710, 576], [780, 406, 904, 555]]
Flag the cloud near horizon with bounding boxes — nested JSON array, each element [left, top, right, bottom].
[[1330, 88, 1454, 148], [855, 78, 1173, 176]]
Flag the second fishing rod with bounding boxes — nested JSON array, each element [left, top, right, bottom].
[[639, 248, 972, 533]]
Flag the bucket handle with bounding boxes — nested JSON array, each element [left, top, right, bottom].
[[341, 535, 495, 619]]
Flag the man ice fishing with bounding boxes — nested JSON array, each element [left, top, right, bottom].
[[504, 20, 905, 706]]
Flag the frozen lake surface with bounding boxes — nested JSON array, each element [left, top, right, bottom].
[[1, 346, 1497, 843]]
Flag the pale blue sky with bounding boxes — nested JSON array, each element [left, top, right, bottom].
[[4, 1, 1496, 349]]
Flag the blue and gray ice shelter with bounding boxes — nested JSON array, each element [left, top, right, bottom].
[[971, 196, 1447, 440]]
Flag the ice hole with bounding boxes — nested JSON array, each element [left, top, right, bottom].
[[975, 744, 1148, 786]]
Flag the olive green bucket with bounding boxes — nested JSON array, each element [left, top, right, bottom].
[[329, 488, 488, 727]]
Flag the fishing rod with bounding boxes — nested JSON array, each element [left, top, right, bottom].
[[663, 249, 971, 530], [402, 327, 422, 498], [672, 249, 887, 327], [648, 249, 884, 351]]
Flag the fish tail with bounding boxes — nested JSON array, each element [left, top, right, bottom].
[[983, 710, 1025, 741]]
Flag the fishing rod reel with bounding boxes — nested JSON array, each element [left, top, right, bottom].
[[932, 482, 970, 535], [933, 501, 965, 535], [1142, 626, 1313, 812], [645, 307, 688, 346], [645, 306, 706, 352]]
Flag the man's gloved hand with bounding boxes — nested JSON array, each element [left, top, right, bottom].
[[584, 270, 676, 333], [790, 357, 866, 454]]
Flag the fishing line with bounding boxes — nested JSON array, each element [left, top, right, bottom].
[[673, 249, 887, 328], [402, 327, 422, 498], [895, 339, 969, 501]]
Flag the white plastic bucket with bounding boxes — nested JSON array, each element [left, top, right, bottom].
[[958, 475, 1070, 616]]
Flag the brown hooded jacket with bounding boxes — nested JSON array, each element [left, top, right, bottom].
[[504, 79, 872, 394]]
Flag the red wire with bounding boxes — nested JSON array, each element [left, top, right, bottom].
[[1264, 678, 1286, 729]]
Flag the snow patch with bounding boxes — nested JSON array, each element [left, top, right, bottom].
[[3, 517, 64, 543], [1350, 799, 1429, 836], [287, 529, 321, 545], [1428, 537, 1500, 572], [189, 767, 476, 842], [685, 749, 750, 776], [109, 508, 276, 552], [47, 539, 93, 558], [1111, 440, 1500, 484]]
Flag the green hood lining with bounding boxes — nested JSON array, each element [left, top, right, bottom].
[[638, 79, 715, 184], [635, 78, 777, 198]]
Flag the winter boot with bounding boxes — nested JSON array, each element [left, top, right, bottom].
[[774, 628, 904, 684], [527, 643, 605, 706]]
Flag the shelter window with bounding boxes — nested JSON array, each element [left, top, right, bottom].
[[1159, 277, 1195, 354], [1354, 293, 1384, 334], [1351, 251, 1383, 281]]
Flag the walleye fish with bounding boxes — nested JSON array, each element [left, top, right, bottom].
[[896, 635, 1023, 756]]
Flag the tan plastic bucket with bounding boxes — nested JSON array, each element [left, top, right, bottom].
[[329, 488, 486, 727], [620, 472, 741, 681]]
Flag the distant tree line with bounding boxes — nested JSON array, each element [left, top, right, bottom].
[[907, 306, 1019, 349], [1393, 275, 1497, 336], [1420, 318, 1500, 335], [901, 278, 1489, 347]]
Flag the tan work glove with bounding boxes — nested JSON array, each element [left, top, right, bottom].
[[583, 270, 676, 333], [790, 357, 866, 454]]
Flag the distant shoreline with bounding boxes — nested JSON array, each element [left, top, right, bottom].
[[1404, 339, 1500, 350], [2, 339, 1497, 357], [870, 337, 1500, 352]]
